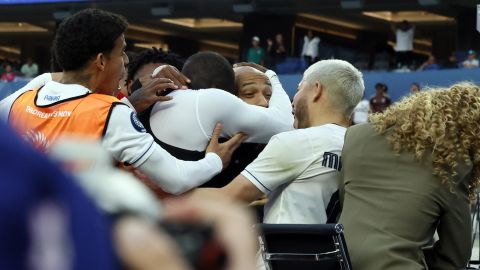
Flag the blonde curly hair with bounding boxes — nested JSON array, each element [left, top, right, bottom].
[[369, 82, 480, 200]]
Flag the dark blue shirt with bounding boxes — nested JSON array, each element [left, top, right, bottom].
[[0, 124, 116, 270]]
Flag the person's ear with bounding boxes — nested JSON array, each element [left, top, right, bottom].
[[95, 53, 106, 71], [126, 79, 133, 96], [312, 81, 324, 102]]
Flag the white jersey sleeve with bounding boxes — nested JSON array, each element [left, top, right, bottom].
[[0, 73, 52, 124], [197, 72, 293, 144], [241, 130, 312, 194], [265, 70, 294, 126], [103, 104, 222, 195], [119, 97, 136, 112]]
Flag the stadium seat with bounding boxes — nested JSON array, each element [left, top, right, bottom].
[[254, 223, 353, 270]]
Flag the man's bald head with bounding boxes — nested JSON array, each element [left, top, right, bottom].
[[233, 66, 267, 94]]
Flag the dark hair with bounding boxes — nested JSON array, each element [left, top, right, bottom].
[[375, 82, 388, 92], [53, 8, 128, 71], [411, 82, 420, 89], [127, 48, 184, 82], [181, 51, 234, 93]]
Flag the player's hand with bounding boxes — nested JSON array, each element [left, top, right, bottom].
[[206, 123, 247, 169], [233, 62, 268, 73], [127, 77, 178, 113], [152, 65, 190, 89]]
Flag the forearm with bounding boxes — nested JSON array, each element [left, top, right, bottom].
[[220, 70, 292, 143], [138, 146, 222, 195], [265, 70, 294, 125]]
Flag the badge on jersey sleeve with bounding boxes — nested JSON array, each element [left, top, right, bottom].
[[130, 112, 146, 132]]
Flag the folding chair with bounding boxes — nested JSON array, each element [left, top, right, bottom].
[[254, 223, 353, 270]]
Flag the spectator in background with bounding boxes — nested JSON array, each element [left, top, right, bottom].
[[247, 36, 265, 65], [393, 20, 414, 68], [301, 30, 320, 66], [462, 50, 479, 69], [443, 52, 458, 69], [418, 54, 439, 71], [352, 95, 370, 125], [1, 64, 16, 82], [369, 83, 391, 113], [265, 38, 275, 69], [410, 82, 420, 94], [20, 57, 39, 78], [274, 33, 287, 65]]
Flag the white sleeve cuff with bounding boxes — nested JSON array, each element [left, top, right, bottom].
[[120, 97, 136, 113], [205, 152, 223, 174], [265, 70, 278, 81], [131, 140, 156, 167], [241, 169, 270, 194]]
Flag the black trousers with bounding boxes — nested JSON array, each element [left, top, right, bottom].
[[396, 51, 413, 68]]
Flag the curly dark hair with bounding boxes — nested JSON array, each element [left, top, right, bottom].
[[127, 47, 184, 82], [53, 8, 128, 71]]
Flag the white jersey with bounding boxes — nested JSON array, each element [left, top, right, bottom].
[[395, 28, 414, 52], [352, 99, 369, 124], [463, 59, 479, 68], [0, 73, 53, 123], [149, 70, 293, 151], [301, 36, 320, 58], [1, 75, 221, 195], [242, 124, 346, 224], [0, 73, 137, 123]]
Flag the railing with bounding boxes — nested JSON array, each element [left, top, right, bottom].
[[0, 78, 31, 101], [278, 68, 480, 101]]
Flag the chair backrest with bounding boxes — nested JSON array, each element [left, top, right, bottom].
[[254, 223, 353, 270]]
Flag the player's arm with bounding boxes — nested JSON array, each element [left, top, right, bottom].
[[103, 105, 245, 195], [222, 174, 264, 202], [265, 70, 294, 125], [198, 88, 292, 144], [195, 132, 309, 203], [195, 174, 264, 203], [1, 72, 57, 123]]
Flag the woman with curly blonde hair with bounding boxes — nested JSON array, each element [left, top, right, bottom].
[[339, 82, 480, 270]]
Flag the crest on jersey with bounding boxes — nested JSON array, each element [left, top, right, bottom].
[[130, 112, 146, 132], [23, 130, 50, 153]]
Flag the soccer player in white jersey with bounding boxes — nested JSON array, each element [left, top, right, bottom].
[[3, 9, 245, 195], [146, 51, 293, 153], [196, 59, 365, 225], [129, 51, 293, 188]]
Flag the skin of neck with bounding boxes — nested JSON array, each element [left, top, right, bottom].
[[309, 106, 350, 128], [59, 65, 101, 93]]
